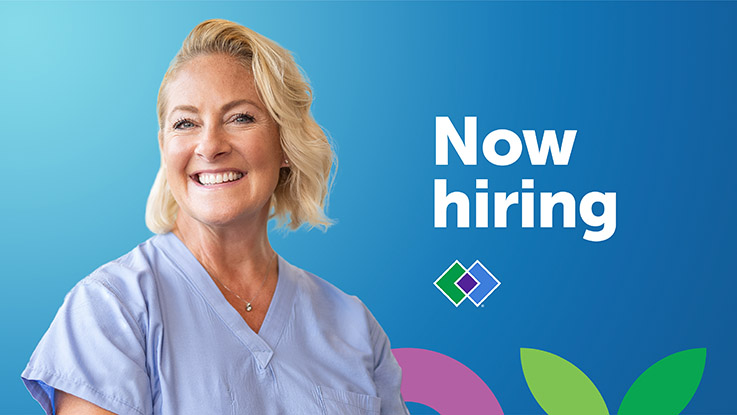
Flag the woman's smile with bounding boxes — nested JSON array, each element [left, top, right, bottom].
[[191, 169, 247, 187]]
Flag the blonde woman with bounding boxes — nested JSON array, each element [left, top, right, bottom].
[[22, 19, 409, 415]]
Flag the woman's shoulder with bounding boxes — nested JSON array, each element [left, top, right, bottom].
[[290, 264, 366, 308], [65, 235, 167, 322], [286, 262, 382, 331], [86, 235, 160, 282], [75, 235, 172, 297]]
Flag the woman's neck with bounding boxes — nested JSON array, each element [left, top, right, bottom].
[[171, 210, 276, 289]]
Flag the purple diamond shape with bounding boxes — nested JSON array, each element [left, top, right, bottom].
[[456, 273, 478, 294]]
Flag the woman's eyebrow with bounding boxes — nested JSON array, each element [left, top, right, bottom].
[[221, 99, 261, 113], [168, 99, 262, 119], [169, 105, 199, 118]]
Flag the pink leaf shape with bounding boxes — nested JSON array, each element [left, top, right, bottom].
[[393, 348, 504, 415]]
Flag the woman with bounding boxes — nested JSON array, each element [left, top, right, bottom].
[[22, 18, 409, 415]]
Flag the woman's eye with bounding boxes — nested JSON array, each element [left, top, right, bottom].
[[173, 119, 195, 130], [234, 113, 255, 124]]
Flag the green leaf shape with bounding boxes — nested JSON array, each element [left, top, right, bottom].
[[520, 348, 609, 415], [618, 348, 706, 415]]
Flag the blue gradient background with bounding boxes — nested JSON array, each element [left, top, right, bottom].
[[1, 2, 735, 414]]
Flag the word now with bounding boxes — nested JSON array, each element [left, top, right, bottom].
[[436, 117, 577, 166]]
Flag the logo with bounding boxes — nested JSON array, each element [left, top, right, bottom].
[[434, 260, 500, 306]]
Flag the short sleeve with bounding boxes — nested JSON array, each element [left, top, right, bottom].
[[366, 308, 410, 415], [21, 277, 152, 415]]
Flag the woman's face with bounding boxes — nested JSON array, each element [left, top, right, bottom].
[[160, 53, 285, 229]]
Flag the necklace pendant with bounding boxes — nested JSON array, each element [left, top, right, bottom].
[[245, 303, 253, 312]]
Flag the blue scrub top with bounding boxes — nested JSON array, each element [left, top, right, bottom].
[[22, 232, 409, 415]]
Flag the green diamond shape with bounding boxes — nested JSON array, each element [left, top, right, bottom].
[[435, 261, 467, 305]]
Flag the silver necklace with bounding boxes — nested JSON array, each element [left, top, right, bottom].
[[210, 252, 276, 312]]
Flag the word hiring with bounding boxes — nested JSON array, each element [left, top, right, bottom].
[[435, 117, 616, 242]]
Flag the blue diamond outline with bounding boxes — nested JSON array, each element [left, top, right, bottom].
[[466, 260, 501, 307]]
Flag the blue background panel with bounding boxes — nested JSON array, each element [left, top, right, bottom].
[[1, 2, 735, 414]]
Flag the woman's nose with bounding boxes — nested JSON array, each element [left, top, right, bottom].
[[195, 124, 232, 161]]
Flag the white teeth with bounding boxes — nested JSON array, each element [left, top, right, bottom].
[[197, 171, 243, 185]]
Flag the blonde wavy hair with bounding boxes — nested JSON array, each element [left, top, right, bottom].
[[146, 19, 335, 233]]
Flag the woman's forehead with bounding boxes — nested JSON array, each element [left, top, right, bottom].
[[165, 54, 261, 115]]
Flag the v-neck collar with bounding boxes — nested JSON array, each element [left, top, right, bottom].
[[153, 232, 296, 370]]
